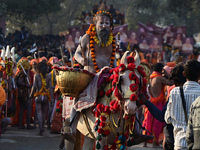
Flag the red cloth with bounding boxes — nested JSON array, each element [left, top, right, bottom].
[[143, 72, 165, 144]]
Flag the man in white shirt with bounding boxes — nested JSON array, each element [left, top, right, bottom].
[[165, 60, 200, 150]]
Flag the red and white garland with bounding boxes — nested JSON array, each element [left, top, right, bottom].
[[92, 56, 149, 149]]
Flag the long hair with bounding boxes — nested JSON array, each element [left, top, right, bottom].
[[38, 62, 48, 78]]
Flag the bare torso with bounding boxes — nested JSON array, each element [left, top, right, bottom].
[[32, 74, 49, 93], [149, 76, 173, 98], [75, 34, 115, 73]]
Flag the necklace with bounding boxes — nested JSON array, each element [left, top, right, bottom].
[[86, 24, 116, 73], [34, 73, 51, 101]]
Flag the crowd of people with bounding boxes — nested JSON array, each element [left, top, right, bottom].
[[1, 2, 200, 150], [76, 1, 124, 26]]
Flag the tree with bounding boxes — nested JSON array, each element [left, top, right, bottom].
[[125, 0, 200, 35], [2, 0, 63, 21], [4, 0, 200, 35]]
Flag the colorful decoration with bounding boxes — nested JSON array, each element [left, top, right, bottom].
[[1, 80, 6, 89], [0, 66, 4, 72], [5, 57, 13, 76], [86, 24, 116, 73], [56, 95, 63, 113], [34, 73, 51, 101], [93, 56, 148, 149], [93, 11, 113, 28], [17, 58, 31, 70], [51, 70, 54, 86]]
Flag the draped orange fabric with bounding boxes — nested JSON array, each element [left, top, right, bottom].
[[150, 71, 162, 79], [143, 71, 165, 144], [150, 89, 165, 105]]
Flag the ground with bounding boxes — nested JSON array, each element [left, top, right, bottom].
[[0, 126, 163, 150]]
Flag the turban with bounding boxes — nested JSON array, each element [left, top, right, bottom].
[[39, 57, 47, 63], [49, 57, 59, 65], [17, 58, 31, 70], [30, 59, 39, 66]]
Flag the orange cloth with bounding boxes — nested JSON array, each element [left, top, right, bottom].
[[151, 58, 157, 65], [30, 59, 38, 66], [0, 86, 6, 106], [130, 51, 144, 60], [166, 62, 176, 68], [21, 57, 29, 60], [39, 57, 47, 62], [150, 89, 165, 105], [143, 72, 165, 144], [49, 57, 59, 65], [150, 71, 162, 79], [141, 59, 148, 63], [188, 54, 199, 60], [166, 85, 176, 100]]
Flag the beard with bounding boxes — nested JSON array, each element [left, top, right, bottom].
[[97, 28, 109, 47]]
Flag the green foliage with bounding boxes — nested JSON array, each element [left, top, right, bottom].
[[0, 3, 7, 16], [125, 0, 200, 35], [3, 0, 63, 21], [3, 0, 200, 35]]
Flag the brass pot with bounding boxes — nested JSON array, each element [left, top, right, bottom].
[[55, 69, 94, 98]]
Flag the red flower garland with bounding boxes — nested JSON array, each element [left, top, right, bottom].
[[105, 89, 113, 97], [98, 128, 104, 134], [100, 116, 107, 122], [143, 78, 147, 86], [104, 106, 111, 114], [130, 84, 138, 92], [129, 72, 137, 80], [114, 87, 122, 100], [127, 63, 136, 71], [127, 56, 135, 64], [137, 66, 146, 77], [92, 60, 150, 150], [118, 63, 126, 72], [100, 122, 106, 128], [130, 93, 137, 101], [104, 130, 110, 136]]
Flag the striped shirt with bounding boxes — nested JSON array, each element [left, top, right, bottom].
[[165, 81, 200, 149]]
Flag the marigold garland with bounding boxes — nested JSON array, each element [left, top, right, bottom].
[[51, 70, 54, 86], [34, 73, 51, 101], [86, 24, 116, 73], [93, 11, 113, 27], [1, 80, 6, 89], [0, 66, 4, 72], [5, 57, 13, 76]]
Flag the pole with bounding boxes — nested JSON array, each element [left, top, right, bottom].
[[59, 46, 65, 64], [69, 49, 73, 67], [19, 62, 30, 85]]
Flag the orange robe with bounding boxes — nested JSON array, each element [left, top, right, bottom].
[[142, 71, 165, 144]]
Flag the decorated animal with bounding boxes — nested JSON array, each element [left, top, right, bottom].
[[61, 51, 152, 150]]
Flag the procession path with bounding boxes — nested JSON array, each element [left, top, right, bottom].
[[0, 126, 163, 150]]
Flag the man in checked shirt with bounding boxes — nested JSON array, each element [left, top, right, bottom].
[[165, 60, 200, 150]]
